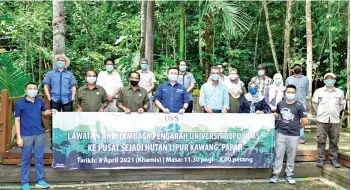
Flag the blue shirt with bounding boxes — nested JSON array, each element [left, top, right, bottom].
[[199, 82, 230, 110], [285, 75, 309, 109], [154, 82, 190, 113], [14, 97, 46, 136], [42, 69, 78, 104]]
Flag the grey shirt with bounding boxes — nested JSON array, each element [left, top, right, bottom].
[[285, 75, 309, 109], [276, 100, 307, 136], [177, 72, 196, 100]]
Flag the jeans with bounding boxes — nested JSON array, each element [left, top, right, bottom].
[[21, 134, 45, 184]]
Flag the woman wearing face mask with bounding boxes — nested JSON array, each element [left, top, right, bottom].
[[238, 83, 271, 114], [225, 68, 246, 113], [264, 73, 286, 112]]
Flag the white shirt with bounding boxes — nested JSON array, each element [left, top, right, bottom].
[[137, 70, 156, 97], [96, 71, 123, 96]]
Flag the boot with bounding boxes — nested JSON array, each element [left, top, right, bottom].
[[330, 159, 341, 168], [316, 158, 324, 167]]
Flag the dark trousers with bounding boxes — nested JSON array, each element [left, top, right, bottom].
[[203, 109, 222, 113], [185, 101, 193, 113], [317, 121, 340, 160], [50, 100, 73, 148]]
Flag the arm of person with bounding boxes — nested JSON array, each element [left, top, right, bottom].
[[261, 99, 271, 114], [155, 99, 169, 114], [138, 93, 150, 113], [117, 104, 131, 114], [222, 87, 230, 113], [311, 89, 319, 112], [70, 73, 78, 100], [154, 85, 169, 113], [301, 117, 308, 128], [187, 73, 196, 93], [147, 73, 156, 93], [100, 90, 109, 112], [238, 96, 245, 113], [339, 92, 346, 113], [199, 85, 211, 113], [179, 87, 190, 114], [41, 100, 51, 116], [42, 72, 52, 101], [299, 103, 309, 128], [14, 103, 23, 147], [76, 90, 82, 112]]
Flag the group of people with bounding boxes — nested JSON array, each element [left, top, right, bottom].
[[14, 54, 346, 189]]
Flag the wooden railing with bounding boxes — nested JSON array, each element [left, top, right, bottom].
[[0, 89, 50, 152]]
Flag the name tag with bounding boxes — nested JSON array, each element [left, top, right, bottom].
[[176, 89, 183, 93]]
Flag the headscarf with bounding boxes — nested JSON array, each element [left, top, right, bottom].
[[245, 83, 264, 113], [268, 73, 286, 108], [226, 68, 243, 98]]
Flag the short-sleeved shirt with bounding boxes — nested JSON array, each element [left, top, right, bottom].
[[77, 85, 109, 112], [14, 97, 46, 136], [312, 86, 345, 124], [177, 72, 196, 100], [276, 100, 307, 136], [248, 76, 273, 96], [154, 82, 190, 113], [96, 71, 123, 96], [285, 75, 309, 108], [117, 86, 149, 112], [42, 69, 78, 104], [137, 70, 156, 97]]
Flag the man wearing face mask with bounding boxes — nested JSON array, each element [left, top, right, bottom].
[[285, 63, 309, 144], [14, 82, 53, 190], [154, 67, 190, 114], [199, 66, 230, 113], [177, 60, 196, 113], [207, 63, 227, 83], [312, 73, 345, 168], [117, 71, 149, 114], [77, 70, 109, 112], [137, 58, 156, 112], [96, 58, 123, 112], [270, 85, 308, 185], [248, 64, 273, 96]]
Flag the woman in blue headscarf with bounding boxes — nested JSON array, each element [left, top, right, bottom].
[[238, 83, 271, 114]]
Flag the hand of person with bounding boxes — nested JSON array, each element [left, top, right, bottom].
[[256, 110, 264, 114], [51, 109, 58, 114], [17, 137, 23, 147], [47, 97, 51, 102], [77, 107, 83, 112], [204, 106, 212, 114], [178, 108, 185, 114], [137, 108, 144, 114], [107, 95, 114, 101], [272, 112, 279, 118], [124, 108, 131, 114], [163, 108, 170, 114], [98, 107, 104, 112], [221, 108, 227, 113], [44, 109, 52, 115], [72, 96, 75, 101]]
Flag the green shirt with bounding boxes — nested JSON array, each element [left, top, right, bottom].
[[77, 85, 108, 112], [117, 86, 149, 112]]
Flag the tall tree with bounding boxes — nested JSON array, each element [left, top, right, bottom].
[[145, 0, 155, 70], [140, 0, 147, 58], [179, 1, 185, 60], [52, 0, 65, 62], [328, 0, 334, 72], [306, 0, 313, 98], [262, 0, 279, 73], [283, 0, 293, 79]]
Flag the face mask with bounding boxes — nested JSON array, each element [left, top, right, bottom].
[[26, 90, 38, 98], [141, 64, 148, 70], [130, 80, 139, 87], [168, 74, 178, 82], [274, 79, 282, 86], [56, 61, 65, 69], [258, 70, 265, 76], [286, 93, 296, 100], [87, 77, 97, 84], [106, 65, 114, 72], [229, 74, 238, 81], [211, 74, 220, 81], [249, 88, 257, 95], [294, 68, 302, 74], [325, 79, 335, 87], [179, 66, 186, 72]]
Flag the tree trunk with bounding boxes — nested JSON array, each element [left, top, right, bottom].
[[179, 1, 185, 60], [204, 13, 211, 79], [254, 12, 261, 69], [328, 0, 334, 72], [198, 1, 203, 67], [140, 0, 147, 58], [145, 0, 155, 70], [347, 0, 350, 128], [53, 0, 65, 66], [283, 0, 293, 80], [262, 0, 279, 73], [306, 0, 313, 99]]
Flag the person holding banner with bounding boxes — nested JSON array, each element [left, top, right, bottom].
[[154, 67, 190, 114], [117, 71, 149, 113], [239, 83, 270, 114], [270, 84, 308, 185], [199, 66, 230, 113], [76, 70, 109, 112], [14, 82, 52, 190]]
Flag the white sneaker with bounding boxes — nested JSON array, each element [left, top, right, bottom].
[[285, 176, 296, 185]]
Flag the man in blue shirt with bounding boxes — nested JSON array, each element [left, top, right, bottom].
[[154, 67, 190, 114], [199, 66, 230, 113], [14, 82, 53, 190]]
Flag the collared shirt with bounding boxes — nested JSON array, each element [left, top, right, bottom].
[[285, 74, 309, 108], [248, 76, 273, 96], [199, 82, 230, 110], [14, 97, 46, 136], [42, 69, 78, 104], [137, 70, 156, 97], [154, 82, 190, 113], [77, 85, 109, 112], [117, 86, 149, 112], [96, 71, 123, 96], [312, 86, 345, 124], [177, 72, 196, 100]]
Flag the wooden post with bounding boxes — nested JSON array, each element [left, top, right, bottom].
[[42, 96, 50, 130], [0, 90, 9, 152]]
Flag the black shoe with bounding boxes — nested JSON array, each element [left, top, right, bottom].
[[330, 159, 341, 168], [316, 159, 324, 167]]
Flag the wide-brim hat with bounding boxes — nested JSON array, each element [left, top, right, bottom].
[[54, 54, 70, 68], [256, 64, 266, 70], [324, 72, 336, 79]]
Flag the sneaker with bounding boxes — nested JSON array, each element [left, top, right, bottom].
[[285, 176, 296, 185], [35, 180, 50, 189], [299, 137, 305, 144], [269, 175, 279, 184], [330, 159, 341, 168], [22, 183, 30, 190], [316, 159, 324, 167]]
